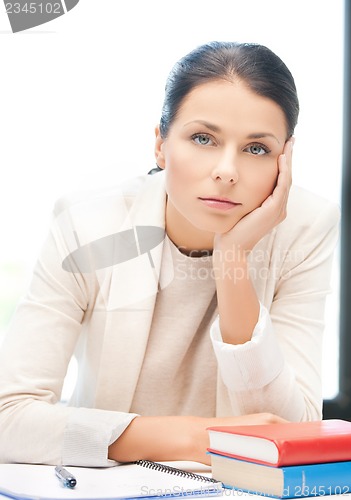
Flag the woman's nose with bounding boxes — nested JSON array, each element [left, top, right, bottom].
[[211, 151, 239, 184]]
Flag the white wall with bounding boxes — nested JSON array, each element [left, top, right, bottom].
[[0, 0, 344, 398]]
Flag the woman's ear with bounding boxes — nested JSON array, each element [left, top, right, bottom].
[[154, 125, 166, 169]]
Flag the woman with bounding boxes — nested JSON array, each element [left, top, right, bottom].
[[0, 41, 340, 466]]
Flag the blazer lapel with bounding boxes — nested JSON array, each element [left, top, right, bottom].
[[95, 172, 173, 411]]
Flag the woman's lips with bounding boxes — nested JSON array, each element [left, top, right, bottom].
[[198, 197, 242, 211]]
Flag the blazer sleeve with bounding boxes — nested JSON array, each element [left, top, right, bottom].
[[0, 204, 138, 466], [210, 196, 340, 422]]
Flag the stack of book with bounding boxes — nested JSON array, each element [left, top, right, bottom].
[[207, 419, 351, 498]]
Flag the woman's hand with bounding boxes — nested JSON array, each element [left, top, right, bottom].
[[108, 413, 288, 465], [215, 138, 294, 255], [211, 139, 294, 344]]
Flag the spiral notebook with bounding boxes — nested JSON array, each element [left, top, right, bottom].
[[0, 460, 222, 499]]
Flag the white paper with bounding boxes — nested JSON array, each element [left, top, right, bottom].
[[0, 463, 222, 500]]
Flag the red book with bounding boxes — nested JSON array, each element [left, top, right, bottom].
[[207, 419, 351, 467]]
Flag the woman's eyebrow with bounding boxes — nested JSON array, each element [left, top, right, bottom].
[[183, 120, 221, 133], [184, 121, 281, 144], [247, 133, 281, 144]]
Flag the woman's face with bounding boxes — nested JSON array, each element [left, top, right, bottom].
[[155, 79, 288, 251]]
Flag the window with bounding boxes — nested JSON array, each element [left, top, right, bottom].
[[323, 0, 351, 419]]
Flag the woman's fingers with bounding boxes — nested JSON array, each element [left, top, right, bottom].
[[263, 138, 294, 220]]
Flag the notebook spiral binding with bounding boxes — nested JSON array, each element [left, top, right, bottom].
[[135, 460, 219, 483]]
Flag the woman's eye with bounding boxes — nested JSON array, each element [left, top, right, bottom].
[[245, 144, 270, 155], [192, 134, 214, 146]]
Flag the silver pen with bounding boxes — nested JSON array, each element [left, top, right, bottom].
[[55, 465, 77, 488]]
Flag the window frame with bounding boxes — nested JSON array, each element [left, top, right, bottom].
[[323, 0, 351, 420]]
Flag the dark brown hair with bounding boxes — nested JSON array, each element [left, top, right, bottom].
[[159, 41, 299, 139]]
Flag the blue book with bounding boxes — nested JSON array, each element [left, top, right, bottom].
[[209, 451, 351, 498]]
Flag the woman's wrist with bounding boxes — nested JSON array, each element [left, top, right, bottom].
[[108, 415, 206, 463]]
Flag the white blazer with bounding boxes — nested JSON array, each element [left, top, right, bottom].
[[0, 171, 340, 466]]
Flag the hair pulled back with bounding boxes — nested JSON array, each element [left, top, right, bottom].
[[159, 41, 299, 139]]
